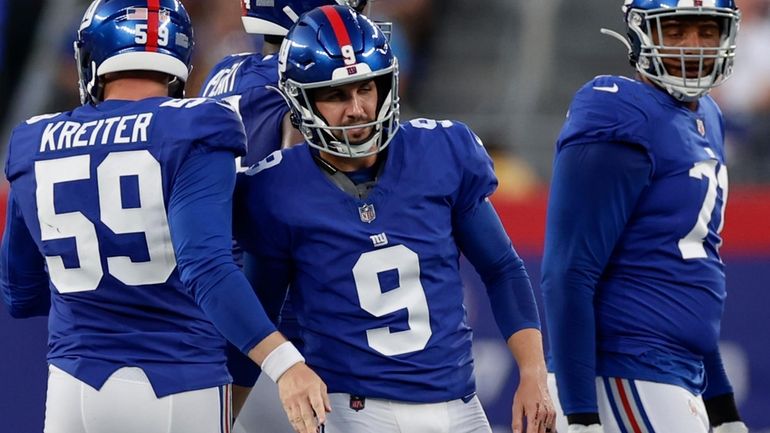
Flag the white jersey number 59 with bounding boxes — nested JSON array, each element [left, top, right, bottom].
[[35, 150, 176, 293]]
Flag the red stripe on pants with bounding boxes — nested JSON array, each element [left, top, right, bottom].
[[614, 378, 643, 433]]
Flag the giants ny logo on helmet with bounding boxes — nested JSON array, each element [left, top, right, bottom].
[[278, 5, 400, 159]]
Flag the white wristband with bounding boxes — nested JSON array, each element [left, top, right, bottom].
[[713, 421, 749, 433], [567, 424, 604, 433], [261, 341, 305, 382]]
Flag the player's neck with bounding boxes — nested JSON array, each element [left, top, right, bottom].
[[262, 41, 282, 56], [102, 77, 169, 101], [318, 151, 378, 172], [638, 74, 699, 111]]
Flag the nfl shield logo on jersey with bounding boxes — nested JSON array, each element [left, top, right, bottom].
[[359, 203, 376, 223], [696, 118, 706, 136]]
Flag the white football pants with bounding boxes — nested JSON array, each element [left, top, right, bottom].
[[233, 374, 293, 433], [548, 373, 711, 433], [44, 364, 231, 433], [324, 393, 492, 433]]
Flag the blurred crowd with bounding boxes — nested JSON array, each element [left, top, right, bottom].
[[712, 0, 770, 182], [1, 0, 769, 185], [0, 0, 432, 115]]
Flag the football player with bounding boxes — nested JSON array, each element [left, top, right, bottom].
[[199, 2, 373, 429], [234, 6, 556, 433], [0, 2, 324, 433], [541, 1, 748, 433], [200, 0, 373, 165]]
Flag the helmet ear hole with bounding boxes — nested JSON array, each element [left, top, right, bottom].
[[374, 73, 391, 111], [90, 61, 104, 102], [625, 30, 640, 66], [264, 34, 284, 45]]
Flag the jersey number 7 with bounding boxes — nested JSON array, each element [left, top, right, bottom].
[[678, 160, 728, 260]]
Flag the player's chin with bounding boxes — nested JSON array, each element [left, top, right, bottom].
[[664, 61, 716, 79], [345, 126, 374, 143]]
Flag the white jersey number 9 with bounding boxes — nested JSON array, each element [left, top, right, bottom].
[[352, 245, 432, 356], [35, 150, 176, 293]]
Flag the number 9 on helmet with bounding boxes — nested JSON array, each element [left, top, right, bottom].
[[278, 5, 399, 158], [74, 0, 195, 105]]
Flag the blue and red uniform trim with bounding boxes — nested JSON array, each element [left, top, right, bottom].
[[603, 377, 656, 433], [219, 383, 232, 433]]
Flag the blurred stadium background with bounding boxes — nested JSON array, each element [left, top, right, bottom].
[[1, 0, 768, 432]]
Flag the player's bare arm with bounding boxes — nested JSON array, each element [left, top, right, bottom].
[[508, 328, 556, 433]]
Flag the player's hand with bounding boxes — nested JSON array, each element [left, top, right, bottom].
[[567, 424, 604, 433], [277, 362, 331, 433], [512, 366, 556, 433], [713, 421, 749, 433]]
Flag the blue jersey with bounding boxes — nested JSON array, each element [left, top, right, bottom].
[[234, 120, 498, 402], [200, 53, 289, 167], [542, 76, 729, 413], [201, 51, 303, 365], [1, 97, 252, 397]]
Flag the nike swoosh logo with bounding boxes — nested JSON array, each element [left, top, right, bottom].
[[593, 83, 619, 93]]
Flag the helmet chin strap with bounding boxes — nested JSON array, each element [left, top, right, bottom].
[[87, 61, 101, 104], [323, 123, 381, 158]]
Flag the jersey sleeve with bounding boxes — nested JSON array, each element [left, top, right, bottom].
[[557, 76, 654, 161], [233, 168, 291, 260], [5, 121, 47, 182], [702, 348, 734, 399], [232, 169, 293, 320], [447, 122, 498, 218], [0, 188, 51, 318], [239, 86, 292, 166], [163, 98, 247, 157], [4, 128, 18, 181], [167, 147, 276, 354], [541, 141, 653, 416], [200, 54, 290, 167], [227, 178, 294, 387], [454, 199, 539, 339]]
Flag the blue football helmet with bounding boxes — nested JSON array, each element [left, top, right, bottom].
[[74, 0, 194, 104], [241, 0, 367, 35], [619, 0, 740, 101], [278, 5, 399, 158]]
